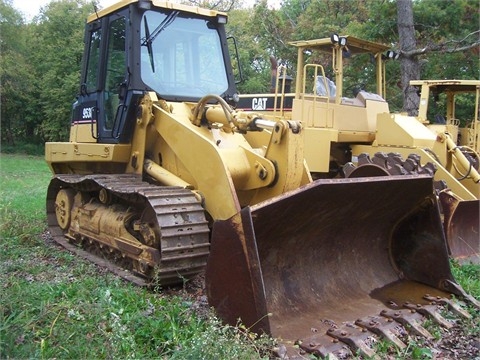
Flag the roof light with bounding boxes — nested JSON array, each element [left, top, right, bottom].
[[330, 33, 340, 44], [385, 50, 399, 60], [330, 33, 347, 47], [138, 0, 152, 10], [217, 14, 228, 24]]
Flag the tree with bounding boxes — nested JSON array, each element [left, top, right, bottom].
[[1, 0, 93, 145], [227, 6, 273, 93], [184, 0, 238, 12], [395, 0, 480, 115], [29, 0, 93, 142], [0, 0, 34, 145], [396, 0, 420, 115]]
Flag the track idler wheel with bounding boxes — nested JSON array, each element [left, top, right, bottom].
[[55, 188, 75, 230], [133, 259, 153, 278]]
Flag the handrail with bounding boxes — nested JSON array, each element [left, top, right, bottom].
[[301, 64, 333, 128], [273, 65, 288, 118], [473, 87, 479, 153]]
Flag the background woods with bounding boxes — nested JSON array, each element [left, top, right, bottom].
[[1, 0, 479, 147]]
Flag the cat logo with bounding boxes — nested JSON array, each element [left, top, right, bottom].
[[252, 97, 268, 110]]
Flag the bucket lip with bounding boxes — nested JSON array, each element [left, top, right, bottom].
[[250, 174, 434, 212]]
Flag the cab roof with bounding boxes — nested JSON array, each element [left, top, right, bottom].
[[410, 80, 480, 94], [87, 0, 226, 23], [289, 35, 390, 55]]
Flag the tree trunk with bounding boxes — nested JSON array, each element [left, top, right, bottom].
[[396, 0, 420, 115]]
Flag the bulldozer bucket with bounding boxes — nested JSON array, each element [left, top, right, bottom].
[[439, 190, 480, 264], [206, 176, 467, 355]]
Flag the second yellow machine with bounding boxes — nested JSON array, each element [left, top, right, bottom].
[[238, 36, 480, 263]]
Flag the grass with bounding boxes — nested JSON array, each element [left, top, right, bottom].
[[451, 261, 480, 299], [1, 153, 479, 359]]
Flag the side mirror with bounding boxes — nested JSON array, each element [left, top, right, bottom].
[[80, 83, 88, 96], [118, 81, 127, 101]]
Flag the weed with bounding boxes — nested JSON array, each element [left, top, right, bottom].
[[451, 260, 480, 299], [169, 316, 274, 359], [410, 345, 433, 359], [422, 318, 442, 340]]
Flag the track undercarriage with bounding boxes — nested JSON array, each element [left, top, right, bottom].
[[46, 174, 210, 286]]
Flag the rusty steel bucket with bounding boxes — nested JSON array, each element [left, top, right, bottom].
[[206, 175, 465, 352], [439, 190, 480, 264]]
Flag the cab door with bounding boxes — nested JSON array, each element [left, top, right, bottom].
[[101, 13, 128, 142], [72, 10, 129, 144]]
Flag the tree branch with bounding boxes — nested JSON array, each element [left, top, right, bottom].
[[401, 30, 480, 57]]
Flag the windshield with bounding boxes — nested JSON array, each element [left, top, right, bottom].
[[141, 10, 229, 99]]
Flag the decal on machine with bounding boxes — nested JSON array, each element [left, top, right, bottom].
[[82, 106, 95, 119], [252, 97, 268, 111], [72, 103, 97, 125]]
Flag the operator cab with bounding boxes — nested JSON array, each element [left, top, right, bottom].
[[71, 0, 237, 144]]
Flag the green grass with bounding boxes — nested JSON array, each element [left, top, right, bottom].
[[0, 154, 50, 238], [1, 153, 479, 359], [451, 261, 480, 299], [0, 142, 45, 156]]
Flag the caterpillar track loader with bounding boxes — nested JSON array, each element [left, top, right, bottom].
[[45, 3, 479, 358], [238, 36, 479, 264], [410, 79, 480, 261]]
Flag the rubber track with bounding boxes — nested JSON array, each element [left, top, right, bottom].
[[46, 174, 210, 286]]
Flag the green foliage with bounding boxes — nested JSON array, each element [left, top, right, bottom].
[[227, 7, 272, 94], [227, 4, 288, 94], [0, 1, 35, 146], [1, 0, 92, 146], [410, 344, 433, 359], [451, 260, 480, 299], [30, 1, 92, 142], [412, 0, 480, 80], [170, 317, 273, 359], [1, 141, 45, 155]]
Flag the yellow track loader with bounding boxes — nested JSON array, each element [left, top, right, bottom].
[[45, 3, 479, 358], [410, 79, 480, 261], [238, 36, 479, 264]]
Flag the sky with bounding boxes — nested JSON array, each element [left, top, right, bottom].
[[11, 0, 278, 21]]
